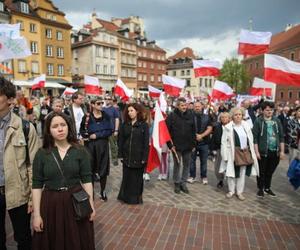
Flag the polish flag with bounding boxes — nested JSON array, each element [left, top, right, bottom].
[[238, 29, 272, 56], [148, 85, 162, 98], [62, 87, 78, 96], [84, 75, 101, 95], [146, 102, 171, 173], [162, 75, 186, 97], [264, 54, 300, 87], [193, 59, 221, 77], [249, 77, 274, 97], [114, 79, 134, 101], [158, 92, 167, 113], [210, 80, 235, 100], [32, 74, 45, 90]]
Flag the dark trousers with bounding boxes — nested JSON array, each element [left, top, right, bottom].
[[190, 144, 209, 178], [0, 194, 32, 250], [257, 151, 280, 190]]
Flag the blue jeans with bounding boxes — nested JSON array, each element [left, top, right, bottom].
[[190, 144, 209, 178]]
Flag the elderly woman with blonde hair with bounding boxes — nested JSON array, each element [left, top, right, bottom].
[[219, 107, 259, 200]]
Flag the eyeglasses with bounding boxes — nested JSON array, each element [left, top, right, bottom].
[[95, 102, 103, 105]]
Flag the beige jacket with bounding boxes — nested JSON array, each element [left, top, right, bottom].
[[4, 112, 39, 210]]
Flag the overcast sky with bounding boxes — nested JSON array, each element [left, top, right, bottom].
[[56, 0, 300, 61]]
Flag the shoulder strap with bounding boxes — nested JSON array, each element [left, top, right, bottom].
[[51, 152, 67, 184], [22, 119, 30, 165]]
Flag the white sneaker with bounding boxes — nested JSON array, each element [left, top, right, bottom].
[[202, 178, 208, 185], [161, 174, 168, 180], [143, 173, 150, 181], [157, 174, 162, 181], [187, 177, 196, 184]]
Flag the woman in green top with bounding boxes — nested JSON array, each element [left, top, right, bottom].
[[31, 112, 95, 250]]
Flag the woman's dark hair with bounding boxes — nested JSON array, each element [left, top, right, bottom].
[[261, 101, 275, 110], [0, 76, 16, 98], [43, 112, 78, 150], [123, 103, 146, 123]]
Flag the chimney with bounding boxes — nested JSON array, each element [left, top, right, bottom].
[[285, 24, 293, 31]]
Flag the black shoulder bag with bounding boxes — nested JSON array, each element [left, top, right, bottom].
[[51, 152, 93, 220]]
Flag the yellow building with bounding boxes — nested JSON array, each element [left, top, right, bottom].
[[6, 0, 72, 88]]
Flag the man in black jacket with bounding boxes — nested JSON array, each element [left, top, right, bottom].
[[166, 98, 196, 194]]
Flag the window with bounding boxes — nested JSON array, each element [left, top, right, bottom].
[[186, 79, 191, 87], [143, 74, 147, 81], [103, 65, 108, 74], [173, 71, 176, 76], [280, 92, 284, 99], [151, 63, 154, 69], [51, 15, 56, 21], [73, 50, 78, 59], [56, 31, 63, 41], [0, 62, 11, 74], [249, 63, 253, 70], [138, 74, 142, 81], [18, 60, 26, 73], [138, 61, 142, 67], [143, 62, 146, 68], [20, 2, 29, 14], [181, 70, 185, 76], [289, 91, 293, 99], [255, 62, 259, 69], [103, 48, 108, 58], [187, 70, 190, 75], [47, 64, 54, 75], [46, 45, 53, 57], [204, 79, 208, 87], [57, 47, 64, 58], [96, 65, 101, 74], [298, 91, 300, 99], [150, 75, 154, 82], [121, 69, 126, 77], [110, 65, 115, 75], [158, 76, 162, 82], [96, 46, 102, 57], [58, 65, 64, 76], [45, 28, 52, 39], [30, 41, 38, 54], [290, 52, 295, 61], [31, 61, 39, 74], [0, 2, 4, 12], [110, 49, 116, 59], [16, 20, 24, 30], [29, 23, 36, 33], [138, 51, 142, 57]]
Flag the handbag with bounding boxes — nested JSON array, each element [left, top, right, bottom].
[[51, 152, 93, 220], [234, 147, 254, 167]]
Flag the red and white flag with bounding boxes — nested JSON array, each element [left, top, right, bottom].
[[162, 75, 186, 97], [249, 77, 274, 96], [193, 59, 221, 77], [62, 87, 78, 96], [264, 54, 300, 87], [238, 29, 272, 56], [146, 102, 171, 173], [84, 75, 101, 95], [32, 74, 45, 90], [210, 80, 235, 100], [158, 92, 167, 113], [114, 79, 134, 101], [148, 85, 162, 98]]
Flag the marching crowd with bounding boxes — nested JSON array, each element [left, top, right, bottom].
[[1, 75, 300, 250]]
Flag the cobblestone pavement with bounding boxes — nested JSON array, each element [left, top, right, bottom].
[[6, 158, 300, 249]]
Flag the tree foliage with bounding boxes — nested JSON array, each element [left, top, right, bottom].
[[218, 58, 250, 94]]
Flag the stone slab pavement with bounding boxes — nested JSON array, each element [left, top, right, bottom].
[[5, 157, 300, 249]]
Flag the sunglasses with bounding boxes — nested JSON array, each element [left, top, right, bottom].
[[95, 102, 103, 105]]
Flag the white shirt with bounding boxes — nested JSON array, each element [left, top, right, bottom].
[[73, 105, 84, 138], [233, 124, 248, 149]]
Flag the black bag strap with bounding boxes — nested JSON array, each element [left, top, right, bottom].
[[22, 119, 30, 165], [51, 152, 67, 186]]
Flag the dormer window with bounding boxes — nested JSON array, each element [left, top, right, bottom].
[[20, 2, 29, 14], [0, 2, 4, 12]]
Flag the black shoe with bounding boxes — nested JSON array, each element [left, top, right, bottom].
[[217, 181, 224, 189], [264, 189, 276, 197], [256, 189, 264, 198], [100, 191, 108, 201], [180, 184, 189, 194], [174, 184, 181, 194]]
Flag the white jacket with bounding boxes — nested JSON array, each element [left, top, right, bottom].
[[220, 120, 259, 178]]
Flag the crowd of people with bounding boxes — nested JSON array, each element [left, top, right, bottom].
[[1, 75, 300, 249]]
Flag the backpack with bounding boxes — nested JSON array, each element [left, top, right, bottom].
[[22, 119, 30, 165]]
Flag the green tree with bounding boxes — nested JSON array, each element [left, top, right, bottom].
[[218, 58, 250, 94]]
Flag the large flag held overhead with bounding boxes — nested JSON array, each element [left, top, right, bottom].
[[114, 78, 134, 101], [84, 75, 101, 95], [32, 74, 46, 90], [162, 75, 186, 97], [148, 85, 162, 98], [62, 87, 78, 96], [249, 77, 275, 97], [210, 80, 235, 101], [193, 59, 221, 77], [146, 102, 171, 173], [238, 29, 272, 56], [264, 54, 300, 87]]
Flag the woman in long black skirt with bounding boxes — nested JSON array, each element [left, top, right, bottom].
[[80, 97, 113, 200], [118, 103, 149, 204]]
